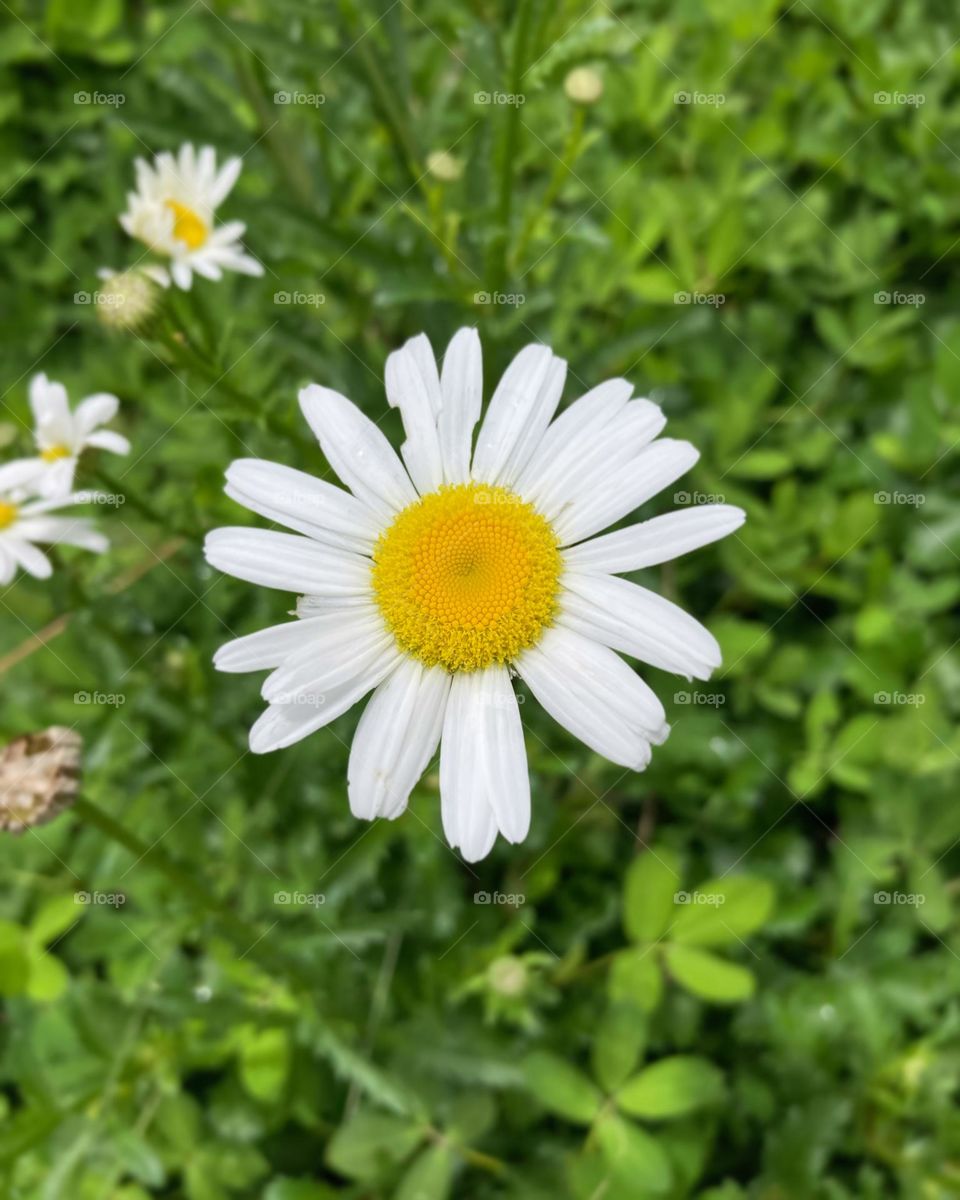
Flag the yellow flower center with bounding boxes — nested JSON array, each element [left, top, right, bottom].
[[165, 199, 208, 250], [372, 483, 561, 673], [0, 501, 18, 530], [41, 444, 71, 462]]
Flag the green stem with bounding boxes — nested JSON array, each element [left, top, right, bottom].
[[512, 106, 586, 273], [488, 0, 537, 291]]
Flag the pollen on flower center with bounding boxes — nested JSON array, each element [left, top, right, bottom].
[[0, 501, 18, 530], [41, 445, 71, 462], [372, 483, 561, 673], [165, 199, 208, 250]]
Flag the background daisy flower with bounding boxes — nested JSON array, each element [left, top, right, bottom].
[[205, 329, 744, 861], [25, 373, 130, 498], [119, 143, 263, 290], [0, 461, 109, 586]]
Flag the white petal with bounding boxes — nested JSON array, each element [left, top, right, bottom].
[[15, 517, 108, 553], [210, 155, 242, 207], [29, 374, 70, 430], [85, 430, 131, 456], [0, 458, 44, 494], [471, 345, 565, 487], [224, 459, 381, 553], [385, 334, 445, 494], [439, 668, 530, 861], [204, 527, 371, 596], [260, 610, 390, 703], [348, 658, 451, 820], [0, 545, 15, 584], [298, 384, 417, 520], [171, 260, 193, 290], [553, 439, 700, 546], [249, 646, 399, 753], [530, 399, 666, 520], [438, 327, 482, 484], [564, 505, 746, 574], [559, 571, 721, 680], [5, 538, 53, 579], [516, 626, 662, 770], [213, 608, 377, 673], [75, 392, 119, 435], [515, 378, 634, 498]]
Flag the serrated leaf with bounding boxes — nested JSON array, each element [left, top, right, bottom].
[[624, 849, 683, 943], [671, 877, 774, 947], [595, 1112, 672, 1193], [617, 1056, 724, 1119], [522, 1052, 603, 1124], [663, 944, 755, 1004]]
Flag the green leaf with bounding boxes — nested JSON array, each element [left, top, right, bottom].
[[394, 1143, 455, 1200], [28, 893, 82, 946], [522, 1052, 603, 1124], [608, 949, 664, 1014], [264, 1182, 339, 1200], [592, 1003, 648, 1093], [663, 945, 756, 1004], [326, 1112, 424, 1183], [623, 849, 682, 943], [617, 1056, 724, 1119], [595, 1111, 672, 1193], [239, 1026, 290, 1103], [0, 921, 29, 997], [671, 877, 774, 947]]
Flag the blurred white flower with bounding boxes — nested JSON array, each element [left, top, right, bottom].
[[205, 330, 744, 862], [0, 460, 108, 585], [119, 143, 263, 290], [25, 374, 130, 498]]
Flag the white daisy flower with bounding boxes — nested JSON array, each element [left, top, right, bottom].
[[26, 374, 130, 499], [0, 461, 109, 586], [119, 143, 263, 290], [204, 330, 744, 862]]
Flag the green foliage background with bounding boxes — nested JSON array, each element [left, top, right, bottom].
[[2, 0, 959, 1196]]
